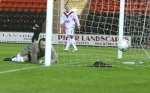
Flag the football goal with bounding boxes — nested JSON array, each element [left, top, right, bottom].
[[50, 0, 150, 68]]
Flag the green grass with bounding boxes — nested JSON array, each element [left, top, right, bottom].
[[0, 43, 150, 93]]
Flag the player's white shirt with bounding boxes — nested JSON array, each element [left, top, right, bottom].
[[60, 10, 80, 29]]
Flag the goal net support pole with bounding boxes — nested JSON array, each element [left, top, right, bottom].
[[118, 0, 125, 59], [45, 0, 54, 66]]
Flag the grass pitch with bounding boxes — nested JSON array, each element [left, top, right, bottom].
[[0, 43, 150, 93]]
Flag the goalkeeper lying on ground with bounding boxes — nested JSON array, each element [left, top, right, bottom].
[[3, 38, 58, 64]]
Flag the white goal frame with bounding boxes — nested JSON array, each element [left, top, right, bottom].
[[45, 0, 53, 66], [118, 0, 125, 59]]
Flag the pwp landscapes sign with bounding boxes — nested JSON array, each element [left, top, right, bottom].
[[0, 32, 131, 46], [58, 34, 131, 46]]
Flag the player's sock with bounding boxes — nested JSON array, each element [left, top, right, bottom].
[[12, 57, 24, 62], [65, 38, 71, 50], [71, 38, 77, 50]]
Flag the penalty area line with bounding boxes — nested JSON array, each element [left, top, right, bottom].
[[0, 66, 44, 74]]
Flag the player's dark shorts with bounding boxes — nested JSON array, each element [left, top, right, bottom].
[[27, 54, 31, 61]]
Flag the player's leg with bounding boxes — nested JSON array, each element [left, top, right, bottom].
[[35, 32, 40, 42], [11, 53, 29, 62], [12, 53, 28, 62], [71, 36, 77, 52], [64, 28, 71, 51], [3, 53, 25, 62], [64, 35, 71, 51], [70, 28, 77, 52], [32, 35, 36, 42]]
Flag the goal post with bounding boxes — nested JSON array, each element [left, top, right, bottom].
[[118, 0, 125, 59], [45, 0, 54, 66]]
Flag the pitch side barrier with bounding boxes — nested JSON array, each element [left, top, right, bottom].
[[0, 32, 133, 46]]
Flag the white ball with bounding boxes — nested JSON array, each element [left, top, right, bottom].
[[117, 39, 129, 52], [39, 60, 43, 64]]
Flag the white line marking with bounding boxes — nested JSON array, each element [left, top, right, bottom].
[[0, 66, 41, 74]]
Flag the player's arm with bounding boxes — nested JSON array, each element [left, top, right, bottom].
[[73, 12, 80, 30], [31, 42, 38, 63], [60, 14, 65, 28], [37, 45, 58, 64], [51, 45, 58, 63]]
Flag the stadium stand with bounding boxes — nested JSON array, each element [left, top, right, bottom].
[[79, 0, 149, 35], [0, 0, 47, 32], [0, 0, 149, 36]]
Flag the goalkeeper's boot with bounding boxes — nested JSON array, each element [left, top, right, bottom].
[[3, 56, 15, 61], [3, 58, 12, 61], [63, 49, 68, 52]]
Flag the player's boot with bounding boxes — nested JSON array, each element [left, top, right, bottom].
[[63, 49, 68, 52], [3, 56, 15, 61], [3, 58, 12, 61], [72, 49, 78, 52]]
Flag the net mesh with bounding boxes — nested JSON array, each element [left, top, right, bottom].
[[54, 0, 150, 69]]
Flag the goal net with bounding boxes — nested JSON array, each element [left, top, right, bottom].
[[0, 0, 150, 69], [53, 0, 150, 68]]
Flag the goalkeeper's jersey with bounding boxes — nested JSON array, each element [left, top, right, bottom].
[[19, 43, 57, 61]]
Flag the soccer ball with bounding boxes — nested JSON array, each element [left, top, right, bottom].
[[117, 39, 129, 52]]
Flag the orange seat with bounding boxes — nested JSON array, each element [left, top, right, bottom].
[[30, 6, 36, 9], [7, 3, 14, 6], [96, 5, 103, 14], [23, 5, 30, 10], [133, 0, 140, 2], [105, 1, 113, 5], [20, 3, 27, 7], [30, 9, 36, 12], [14, 3, 19, 6], [41, 0, 46, 2], [90, 4, 96, 10], [17, 5, 23, 9], [0, 8, 3, 11], [8, 0, 14, 3], [4, 7, 10, 11], [42, 8, 46, 13], [13, 0, 20, 3], [10, 7, 16, 12], [96, 9, 102, 14], [103, 5, 109, 11], [113, 1, 120, 6], [99, 1, 106, 5], [26, 3, 32, 7], [89, 9, 95, 14], [33, 3, 39, 7], [36, 8, 42, 13], [20, 0, 27, 4], [4, 5, 10, 8], [41, 0, 46, 4], [133, 3, 140, 7], [34, 0, 40, 4], [1, 0, 7, 3], [39, 3, 46, 7], [0, 5, 3, 8], [124, 10, 130, 15], [42, 6, 46, 9], [11, 4, 17, 8], [110, 7, 115, 11], [24, 8, 29, 12], [37, 6, 43, 9], [17, 8, 23, 12], [26, 0, 32, 4]]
